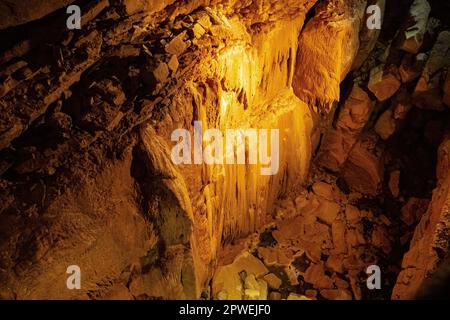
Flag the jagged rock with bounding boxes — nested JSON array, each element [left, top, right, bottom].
[[312, 181, 340, 202], [315, 199, 340, 226], [197, 14, 212, 30], [395, 0, 431, 54], [371, 224, 391, 254], [345, 204, 361, 223], [304, 221, 331, 245], [213, 252, 268, 300], [243, 274, 268, 300], [393, 136, 450, 299], [165, 31, 190, 56], [168, 55, 179, 73], [263, 273, 282, 290], [192, 23, 206, 39], [293, 0, 367, 108], [413, 31, 450, 110], [304, 262, 334, 289], [334, 276, 350, 289], [80, 79, 126, 132], [346, 227, 366, 249], [437, 135, 450, 180], [375, 109, 396, 140], [393, 88, 413, 120], [153, 62, 170, 83], [331, 219, 347, 254], [399, 53, 428, 83], [400, 198, 430, 226], [368, 66, 402, 101], [326, 254, 345, 273], [244, 274, 259, 290], [388, 170, 401, 198], [341, 140, 383, 196], [258, 246, 293, 267], [318, 85, 373, 171]]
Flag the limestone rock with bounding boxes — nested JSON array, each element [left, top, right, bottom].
[[399, 53, 428, 83], [263, 273, 282, 290], [212, 252, 268, 300], [388, 170, 401, 198], [168, 55, 179, 73], [293, 0, 367, 108], [395, 0, 431, 54], [304, 263, 334, 289], [375, 108, 396, 140], [368, 66, 402, 101], [332, 219, 347, 254], [315, 200, 340, 226], [153, 62, 170, 83], [165, 31, 190, 56], [258, 246, 293, 267], [413, 31, 450, 110], [401, 198, 430, 226], [393, 136, 450, 299], [326, 254, 345, 274], [341, 139, 383, 196], [317, 85, 373, 171], [345, 205, 361, 223]]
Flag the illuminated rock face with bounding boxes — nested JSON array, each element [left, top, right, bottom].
[[293, 0, 368, 111], [0, 0, 450, 300]]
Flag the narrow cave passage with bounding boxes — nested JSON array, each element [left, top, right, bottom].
[[0, 0, 449, 301]]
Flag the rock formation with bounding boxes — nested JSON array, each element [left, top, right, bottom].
[[0, 0, 449, 300]]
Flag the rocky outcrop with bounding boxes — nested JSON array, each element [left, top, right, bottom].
[[293, 0, 368, 110], [393, 135, 450, 299], [317, 85, 374, 171], [0, 0, 449, 301]]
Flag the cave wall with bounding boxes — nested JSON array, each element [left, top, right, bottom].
[[0, 0, 449, 300]]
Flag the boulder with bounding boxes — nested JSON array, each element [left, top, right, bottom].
[[317, 85, 374, 171], [368, 66, 401, 101], [263, 273, 282, 290], [374, 108, 396, 140], [212, 252, 268, 300], [293, 0, 367, 108], [341, 140, 383, 196], [399, 53, 428, 83]]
